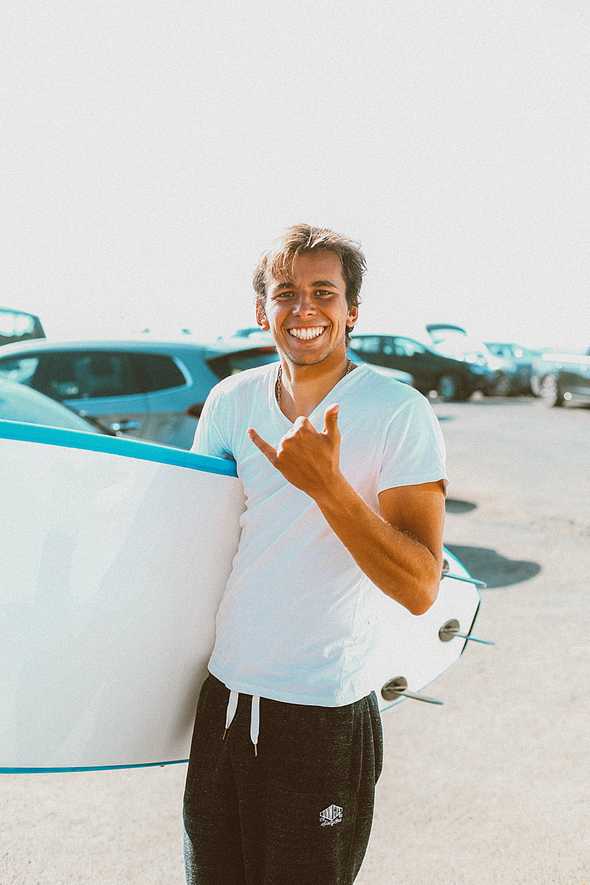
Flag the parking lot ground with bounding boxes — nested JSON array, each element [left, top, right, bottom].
[[358, 395, 590, 885], [1, 396, 589, 884]]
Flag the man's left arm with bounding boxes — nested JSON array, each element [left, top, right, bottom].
[[313, 475, 446, 616]]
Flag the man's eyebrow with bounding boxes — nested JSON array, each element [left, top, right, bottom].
[[310, 279, 340, 289], [271, 279, 340, 292]]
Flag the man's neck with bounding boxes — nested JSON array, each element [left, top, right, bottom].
[[277, 354, 353, 419]]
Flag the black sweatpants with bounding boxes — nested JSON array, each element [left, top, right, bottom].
[[182, 672, 383, 885]]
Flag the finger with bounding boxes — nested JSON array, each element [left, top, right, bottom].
[[247, 427, 278, 465], [292, 415, 313, 431], [322, 403, 340, 436]]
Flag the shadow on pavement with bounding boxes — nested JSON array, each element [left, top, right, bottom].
[[445, 543, 541, 589], [445, 498, 477, 514]]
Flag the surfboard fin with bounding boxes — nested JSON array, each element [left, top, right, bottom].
[[381, 676, 444, 706], [439, 618, 495, 645], [453, 633, 495, 645], [441, 570, 487, 589], [441, 558, 487, 588]]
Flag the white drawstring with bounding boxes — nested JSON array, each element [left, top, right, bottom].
[[250, 695, 260, 757], [222, 688, 261, 757], [222, 689, 239, 740]]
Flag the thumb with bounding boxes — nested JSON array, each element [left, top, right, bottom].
[[323, 403, 340, 436]]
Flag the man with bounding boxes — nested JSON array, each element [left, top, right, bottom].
[[183, 224, 447, 884]]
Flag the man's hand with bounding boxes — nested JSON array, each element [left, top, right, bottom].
[[247, 403, 342, 499]]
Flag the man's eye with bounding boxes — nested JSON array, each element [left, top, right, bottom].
[[315, 290, 333, 297]]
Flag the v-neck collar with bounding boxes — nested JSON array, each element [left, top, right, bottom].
[[269, 362, 370, 427]]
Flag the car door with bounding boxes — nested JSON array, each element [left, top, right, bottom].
[[129, 352, 197, 448], [561, 359, 590, 400], [29, 350, 150, 439], [377, 336, 412, 378], [390, 337, 436, 391], [380, 336, 411, 374]]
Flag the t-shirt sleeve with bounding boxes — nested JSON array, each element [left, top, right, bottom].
[[190, 386, 234, 459], [377, 393, 448, 495]]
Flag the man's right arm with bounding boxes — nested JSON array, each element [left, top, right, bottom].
[[190, 390, 233, 460]]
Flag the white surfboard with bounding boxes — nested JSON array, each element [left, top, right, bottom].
[[0, 420, 484, 773]]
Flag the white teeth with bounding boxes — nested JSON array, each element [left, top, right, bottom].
[[288, 326, 327, 341]]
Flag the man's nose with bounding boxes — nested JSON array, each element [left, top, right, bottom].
[[291, 293, 317, 315]]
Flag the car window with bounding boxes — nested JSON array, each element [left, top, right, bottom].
[[349, 337, 381, 354], [132, 353, 187, 392], [394, 338, 426, 357], [32, 352, 142, 399], [0, 356, 41, 384], [487, 343, 509, 358]]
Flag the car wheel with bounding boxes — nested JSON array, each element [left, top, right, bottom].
[[437, 374, 463, 401], [492, 373, 513, 396], [453, 385, 472, 401], [540, 374, 565, 407]]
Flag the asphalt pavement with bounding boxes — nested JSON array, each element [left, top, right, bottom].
[[1, 394, 589, 885]]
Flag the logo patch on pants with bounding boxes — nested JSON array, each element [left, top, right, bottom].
[[319, 804, 343, 827]]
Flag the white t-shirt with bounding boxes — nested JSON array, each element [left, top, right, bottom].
[[191, 362, 448, 707]]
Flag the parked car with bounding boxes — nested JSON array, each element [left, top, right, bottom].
[[530, 348, 590, 407], [349, 332, 487, 401], [425, 323, 517, 395], [0, 377, 107, 433], [483, 342, 542, 395], [0, 306, 45, 347], [0, 336, 411, 449], [0, 337, 287, 449]]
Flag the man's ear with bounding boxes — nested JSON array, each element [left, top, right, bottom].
[[346, 304, 359, 329], [255, 300, 269, 330]]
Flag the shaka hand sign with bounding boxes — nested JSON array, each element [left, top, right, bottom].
[[247, 403, 342, 500]]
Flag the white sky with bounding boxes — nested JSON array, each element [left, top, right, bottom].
[[2, 1, 589, 351]]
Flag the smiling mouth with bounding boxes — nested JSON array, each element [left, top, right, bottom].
[[286, 326, 329, 342]]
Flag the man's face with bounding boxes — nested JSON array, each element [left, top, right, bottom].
[[256, 250, 358, 367]]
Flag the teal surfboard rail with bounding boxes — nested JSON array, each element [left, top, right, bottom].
[[0, 418, 238, 477], [0, 760, 189, 774]]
